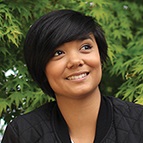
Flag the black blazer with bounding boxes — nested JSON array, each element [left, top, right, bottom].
[[2, 96, 143, 143]]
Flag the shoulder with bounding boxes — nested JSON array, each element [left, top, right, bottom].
[[2, 101, 56, 143], [15, 101, 56, 122], [107, 96, 143, 116], [12, 101, 56, 129], [105, 96, 143, 142]]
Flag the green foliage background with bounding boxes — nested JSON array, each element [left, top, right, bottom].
[[0, 0, 143, 127]]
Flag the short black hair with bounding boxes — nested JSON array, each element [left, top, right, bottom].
[[24, 9, 108, 98]]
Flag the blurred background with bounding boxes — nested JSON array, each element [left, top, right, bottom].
[[0, 0, 143, 141]]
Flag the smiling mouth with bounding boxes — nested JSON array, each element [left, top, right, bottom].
[[66, 72, 89, 80]]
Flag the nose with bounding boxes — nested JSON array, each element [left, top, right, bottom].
[[66, 53, 84, 69]]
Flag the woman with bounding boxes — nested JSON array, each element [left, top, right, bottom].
[[2, 9, 143, 143]]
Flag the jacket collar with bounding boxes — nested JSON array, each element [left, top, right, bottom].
[[52, 95, 113, 143]]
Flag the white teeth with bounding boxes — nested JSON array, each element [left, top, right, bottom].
[[67, 73, 87, 80]]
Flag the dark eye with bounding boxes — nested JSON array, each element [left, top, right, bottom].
[[54, 50, 64, 57], [81, 44, 92, 50]]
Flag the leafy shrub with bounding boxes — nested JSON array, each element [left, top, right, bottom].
[[0, 0, 143, 124]]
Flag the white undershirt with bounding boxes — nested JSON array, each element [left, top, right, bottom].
[[71, 139, 74, 143]]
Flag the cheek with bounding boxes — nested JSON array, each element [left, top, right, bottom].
[[45, 70, 58, 93], [45, 61, 65, 85], [87, 55, 101, 69], [45, 67, 57, 83], [87, 55, 102, 79]]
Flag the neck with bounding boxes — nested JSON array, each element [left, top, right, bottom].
[[56, 87, 101, 143]]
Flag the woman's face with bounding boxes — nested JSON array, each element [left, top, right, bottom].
[[45, 34, 102, 100]]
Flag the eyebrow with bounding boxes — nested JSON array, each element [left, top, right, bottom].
[[77, 35, 94, 42]]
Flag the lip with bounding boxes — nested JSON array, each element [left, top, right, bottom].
[[66, 71, 89, 81]]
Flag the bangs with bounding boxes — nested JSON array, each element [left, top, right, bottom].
[[43, 13, 95, 61]]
